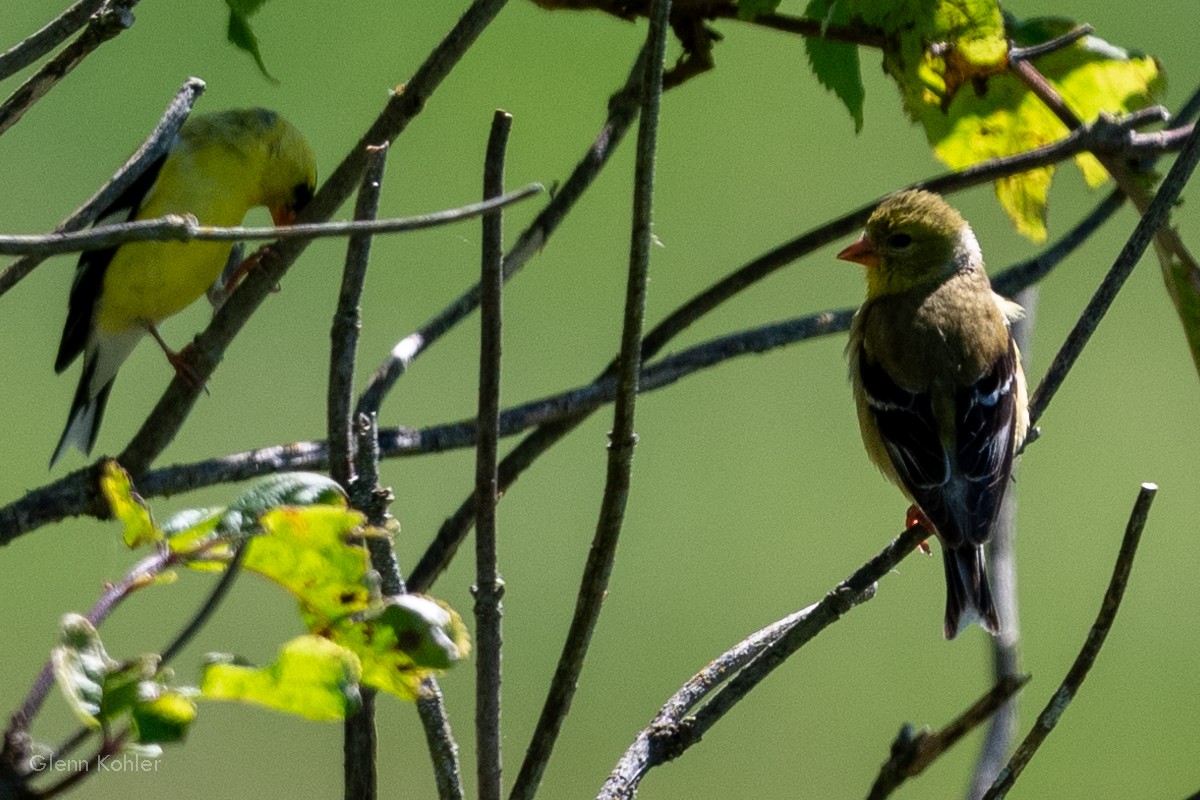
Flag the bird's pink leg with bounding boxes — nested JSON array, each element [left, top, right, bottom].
[[905, 504, 935, 556], [223, 245, 281, 294], [144, 324, 204, 389]]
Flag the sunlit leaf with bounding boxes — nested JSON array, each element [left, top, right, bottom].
[[200, 636, 362, 721], [315, 596, 471, 701], [861, 5, 1164, 240], [100, 461, 159, 549], [242, 505, 373, 622]]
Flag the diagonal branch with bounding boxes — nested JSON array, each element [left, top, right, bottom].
[[0, 77, 204, 297], [983, 483, 1158, 800], [597, 523, 926, 800], [511, 5, 670, 797], [0, 0, 139, 138], [0, 0, 106, 81]]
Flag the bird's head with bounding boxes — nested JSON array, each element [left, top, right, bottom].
[[838, 190, 980, 298]]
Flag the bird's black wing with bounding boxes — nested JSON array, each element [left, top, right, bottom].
[[954, 337, 1020, 545], [858, 352, 954, 535], [55, 153, 168, 373]]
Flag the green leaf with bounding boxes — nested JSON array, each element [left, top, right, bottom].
[[164, 473, 347, 566], [50, 615, 195, 744], [52, 614, 116, 728], [738, 0, 781, 20], [848, 3, 1164, 240], [100, 461, 160, 549], [130, 687, 198, 744], [316, 596, 471, 701], [804, 0, 865, 132], [200, 636, 362, 721], [242, 505, 373, 622], [225, 0, 278, 82]]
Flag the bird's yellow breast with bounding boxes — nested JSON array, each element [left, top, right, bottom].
[[93, 138, 261, 334]]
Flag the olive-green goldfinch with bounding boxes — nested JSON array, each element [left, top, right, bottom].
[[840, 190, 1029, 639], [51, 108, 316, 466]]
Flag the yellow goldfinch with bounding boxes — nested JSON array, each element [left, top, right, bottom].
[[840, 190, 1029, 639], [51, 108, 316, 467]]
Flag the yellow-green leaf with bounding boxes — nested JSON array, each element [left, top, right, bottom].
[[317, 596, 471, 701], [242, 505, 373, 622], [200, 635, 362, 721], [130, 687, 197, 745], [100, 461, 159, 549]]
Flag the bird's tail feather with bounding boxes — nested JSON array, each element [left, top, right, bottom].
[[50, 357, 114, 468], [942, 545, 1000, 639]]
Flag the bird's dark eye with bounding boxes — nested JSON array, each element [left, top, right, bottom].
[[886, 233, 913, 248]]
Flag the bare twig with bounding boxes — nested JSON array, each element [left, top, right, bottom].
[[1029, 116, 1200, 425], [0, 183, 1116, 547], [330, 145, 390, 489], [597, 524, 926, 799], [334, 143, 390, 800], [475, 109, 510, 800], [511, 5, 669, 797], [1007, 24, 1093, 62], [159, 542, 248, 666], [109, 0, 513, 477], [417, 678, 465, 800], [718, 9, 887, 48], [8, 547, 171, 736], [983, 483, 1158, 800], [0, 184, 540, 257], [0, 0, 139, 137], [867, 675, 1031, 800], [0, 77, 203, 297], [355, 42, 653, 420], [0, 0, 105, 80]]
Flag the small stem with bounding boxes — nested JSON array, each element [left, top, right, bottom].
[[417, 679, 465, 800], [329, 144, 390, 489], [0, 0, 139, 138], [1007, 24, 1093, 62], [983, 483, 1158, 799], [475, 109, 511, 800], [0, 0, 105, 80], [511, 8, 669, 797], [0, 77, 203, 297]]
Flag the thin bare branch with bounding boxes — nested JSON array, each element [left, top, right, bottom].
[[0, 0, 139, 137], [475, 109, 511, 800], [868, 674, 1031, 800], [1007, 24, 1093, 62], [597, 524, 925, 799], [0, 0, 105, 80], [109, 0, 513, 476], [512, 5, 669, 797], [335, 143, 390, 800], [0, 77, 203, 297], [0, 182, 1117, 547], [983, 483, 1158, 800], [0, 184, 541, 257], [417, 678, 465, 800], [330, 145, 390, 489], [1029, 116, 1200, 424], [354, 42, 652, 420]]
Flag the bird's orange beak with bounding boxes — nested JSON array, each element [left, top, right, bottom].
[[271, 206, 296, 227], [836, 234, 880, 267]]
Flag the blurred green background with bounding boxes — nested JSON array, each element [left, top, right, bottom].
[[2, 1, 1197, 798]]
